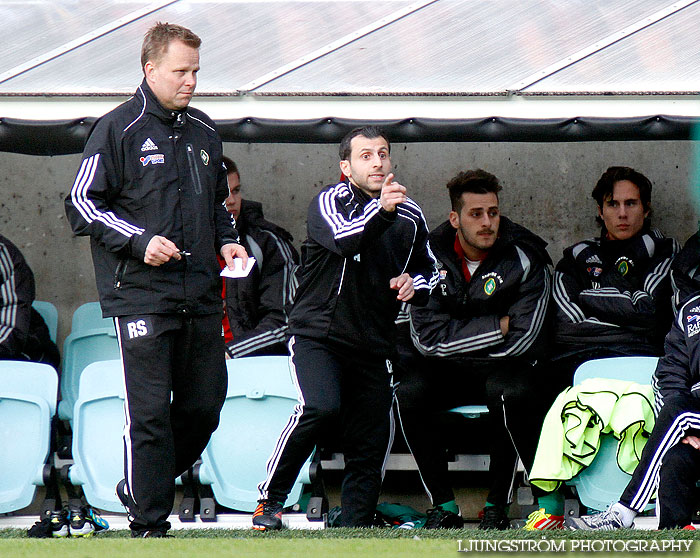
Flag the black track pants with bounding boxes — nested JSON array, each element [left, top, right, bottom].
[[115, 313, 227, 532], [396, 357, 553, 507], [258, 335, 394, 527], [620, 393, 700, 528]]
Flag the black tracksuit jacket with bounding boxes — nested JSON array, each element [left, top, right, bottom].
[[64, 80, 238, 317], [223, 199, 299, 358], [670, 231, 700, 314], [654, 293, 700, 408], [552, 226, 678, 356], [0, 234, 59, 367], [287, 181, 438, 358], [409, 217, 552, 362]]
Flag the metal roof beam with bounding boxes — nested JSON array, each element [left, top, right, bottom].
[[507, 0, 700, 93]]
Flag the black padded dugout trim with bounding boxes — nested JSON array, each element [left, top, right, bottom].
[[0, 115, 697, 156]]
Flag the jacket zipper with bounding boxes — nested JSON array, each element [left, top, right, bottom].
[[186, 143, 202, 194], [114, 259, 127, 289]]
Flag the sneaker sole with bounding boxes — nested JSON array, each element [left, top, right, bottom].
[[71, 525, 96, 537]]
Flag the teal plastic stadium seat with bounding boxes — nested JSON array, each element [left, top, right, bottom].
[[0, 361, 58, 513], [573, 356, 658, 385], [568, 356, 658, 512], [60, 304, 119, 420], [69, 359, 125, 513], [449, 405, 489, 418], [198, 356, 312, 512], [70, 302, 110, 333], [32, 300, 58, 342]]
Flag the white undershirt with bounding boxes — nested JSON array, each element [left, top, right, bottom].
[[465, 257, 481, 276]]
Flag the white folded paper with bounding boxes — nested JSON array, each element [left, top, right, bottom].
[[220, 257, 256, 278]]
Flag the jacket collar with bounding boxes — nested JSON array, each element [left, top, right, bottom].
[[136, 79, 188, 126], [237, 199, 295, 243], [344, 181, 376, 206]]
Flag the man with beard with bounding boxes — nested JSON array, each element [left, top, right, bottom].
[[398, 169, 553, 530]]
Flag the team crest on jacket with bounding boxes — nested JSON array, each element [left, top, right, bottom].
[[484, 278, 496, 296], [481, 272, 503, 296], [615, 256, 632, 276], [200, 149, 210, 165], [140, 154, 164, 166]]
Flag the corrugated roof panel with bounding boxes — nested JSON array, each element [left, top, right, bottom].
[[0, 1, 154, 76], [524, 2, 700, 93], [0, 0, 415, 94], [254, 0, 673, 94]]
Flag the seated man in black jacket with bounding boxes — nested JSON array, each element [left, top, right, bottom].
[[552, 166, 678, 370], [220, 157, 299, 358], [397, 169, 553, 530], [669, 229, 700, 313], [0, 233, 60, 369], [529, 166, 678, 530]]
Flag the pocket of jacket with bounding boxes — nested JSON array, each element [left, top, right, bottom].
[[186, 143, 203, 194]]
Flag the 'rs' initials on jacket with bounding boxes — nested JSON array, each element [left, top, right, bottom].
[[64, 80, 239, 317], [410, 217, 552, 362], [288, 181, 439, 358]]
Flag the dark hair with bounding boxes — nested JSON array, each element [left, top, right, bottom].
[[338, 126, 390, 160], [591, 166, 652, 213], [447, 169, 502, 212], [222, 156, 239, 176], [141, 22, 201, 70]]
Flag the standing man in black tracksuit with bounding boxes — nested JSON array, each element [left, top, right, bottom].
[[220, 156, 299, 358], [397, 169, 553, 530], [252, 126, 438, 530], [567, 293, 700, 531], [64, 23, 247, 538]]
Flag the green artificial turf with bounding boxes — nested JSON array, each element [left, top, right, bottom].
[[0, 527, 699, 558]]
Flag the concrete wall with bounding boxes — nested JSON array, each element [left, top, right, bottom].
[[1, 140, 697, 345]]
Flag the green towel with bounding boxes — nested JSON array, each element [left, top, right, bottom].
[[530, 378, 654, 492]]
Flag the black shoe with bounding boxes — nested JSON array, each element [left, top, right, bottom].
[[252, 499, 284, 531], [479, 505, 510, 530], [131, 529, 171, 538], [49, 508, 70, 538], [424, 506, 464, 529], [69, 505, 109, 537], [68, 505, 94, 537]]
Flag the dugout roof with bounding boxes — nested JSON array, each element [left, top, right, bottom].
[[1, 0, 699, 154]]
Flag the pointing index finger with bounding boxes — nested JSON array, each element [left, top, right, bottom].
[[383, 172, 395, 188]]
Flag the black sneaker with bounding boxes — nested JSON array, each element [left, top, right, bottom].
[[479, 505, 510, 530], [252, 499, 284, 531], [424, 506, 465, 529], [49, 508, 70, 538], [69, 505, 109, 537], [68, 505, 94, 537]]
